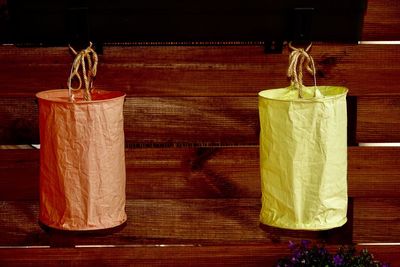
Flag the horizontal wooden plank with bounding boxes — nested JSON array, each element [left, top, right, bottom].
[[0, 244, 398, 267], [1, 147, 399, 200], [0, 96, 259, 145], [125, 147, 260, 199], [99, 44, 400, 97], [362, 0, 400, 40], [1, 44, 400, 97], [7, 95, 400, 146], [5, 95, 400, 145], [356, 96, 400, 142], [348, 147, 400, 198], [353, 198, 400, 243], [124, 97, 258, 145], [0, 245, 287, 267], [0, 199, 352, 247], [0, 148, 260, 200], [0, 97, 39, 144], [0, 197, 398, 254]]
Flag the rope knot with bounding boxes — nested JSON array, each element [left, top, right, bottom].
[[68, 42, 98, 102], [287, 42, 317, 98]]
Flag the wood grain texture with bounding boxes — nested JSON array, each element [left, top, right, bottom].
[[1, 44, 400, 97], [0, 96, 259, 145], [348, 147, 400, 198], [0, 199, 352, 247], [0, 0, 399, 260], [0, 244, 398, 267], [125, 147, 260, 199], [124, 97, 259, 145], [97, 44, 400, 97], [2, 95, 400, 145], [356, 96, 400, 142], [0, 245, 288, 267], [353, 198, 400, 243], [0, 97, 39, 144], [362, 0, 400, 41], [1, 147, 399, 201]]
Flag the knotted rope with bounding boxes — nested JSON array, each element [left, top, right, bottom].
[[68, 42, 98, 101], [287, 42, 317, 98]]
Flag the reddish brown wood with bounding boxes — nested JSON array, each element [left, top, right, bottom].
[[353, 198, 400, 243], [362, 0, 400, 41], [0, 245, 287, 267], [0, 149, 39, 200], [98, 44, 400, 98], [0, 97, 39, 144], [0, 199, 351, 247], [0, 0, 399, 261], [348, 147, 400, 198], [0, 96, 260, 145], [356, 96, 400, 142], [125, 147, 260, 199], [0, 244, 398, 267], [1, 44, 400, 97], [1, 147, 399, 200], [3, 95, 400, 145], [123, 97, 258, 145]]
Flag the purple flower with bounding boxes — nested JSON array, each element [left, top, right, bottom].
[[301, 240, 311, 248], [277, 242, 391, 267], [333, 255, 344, 266], [288, 240, 297, 250]]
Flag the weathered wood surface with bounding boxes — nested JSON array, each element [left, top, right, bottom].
[[1, 95, 400, 144], [0, 244, 398, 267], [0, 97, 39, 144], [1, 44, 400, 97], [1, 0, 400, 262], [0, 199, 352, 247], [1, 196, 399, 248], [353, 198, 400, 243], [0, 245, 287, 267], [123, 97, 259, 146], [1, 147, 399, 201], [347, 147, 400, 198], [0, 96, 259, 145], [362, 0, 400, 41], [357, 96, 400, 143], [97, 44, 400, 97]]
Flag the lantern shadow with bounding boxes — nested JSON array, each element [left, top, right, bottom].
[[258, 200, 353, 244]]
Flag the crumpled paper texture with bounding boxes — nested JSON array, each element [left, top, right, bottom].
[[37, 89, 127, 230], [258, 86, 348, 230]]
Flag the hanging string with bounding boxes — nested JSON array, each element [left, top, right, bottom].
[[67, 42, 98, 102], [287, 42, 317, 98]]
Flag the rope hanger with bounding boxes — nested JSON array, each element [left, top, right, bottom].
[[67, 42, 98, 102], [287, 42, 318, 98]]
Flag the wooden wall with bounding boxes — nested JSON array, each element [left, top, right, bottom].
[[1, 0, 400, 265]]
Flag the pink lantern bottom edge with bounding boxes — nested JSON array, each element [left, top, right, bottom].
[[38, 216, 128, 233]]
